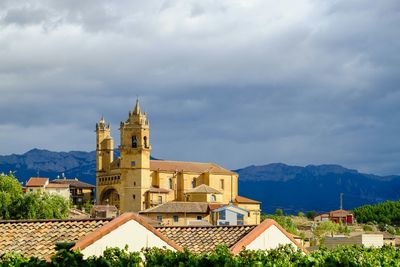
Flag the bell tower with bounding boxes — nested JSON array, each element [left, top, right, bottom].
[[96, 116, 114, 174], [119, 99, 151, 211]]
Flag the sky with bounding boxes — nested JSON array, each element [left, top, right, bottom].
[[0, 0, 399, 175]]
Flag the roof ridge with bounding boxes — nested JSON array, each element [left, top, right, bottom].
[[150, 159, 213, 165], [72, 212, 183, 252], [157, 226, 257, 229], [0, 217, 112, 224]]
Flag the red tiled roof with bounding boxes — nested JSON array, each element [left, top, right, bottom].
[[26, 177, 48, 187], [52, 179, 95, 189], [157, 225, 256, 253], [46, 183, 70, 188], [230, 219, 308, 254], [234, 195, 261, 204], [150, 160, 236, 175], [208, 203, 226, 211], [0, 218, 111, 259], [140, 202, 209, 214], [187, 184, 222, 194], [72, 213, 182, 252], [329, 209, 353, 217]]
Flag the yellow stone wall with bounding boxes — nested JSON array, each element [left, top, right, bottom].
[[236, 203, 261, 224]]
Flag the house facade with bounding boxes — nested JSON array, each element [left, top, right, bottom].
[[314, 209, 354, 224], [26, 177, 70, 200]]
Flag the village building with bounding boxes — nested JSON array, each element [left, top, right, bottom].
[[96, 100, 261, 225], [26, 177, 96, 206], [0, 213, 306, 260], [323, 233, 384, 249], [51, 178, 95, 206], [26, 177, 70, 200], [314, 209, 354, 224]]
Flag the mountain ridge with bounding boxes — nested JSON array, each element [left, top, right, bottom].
[[1, 149, 399, 213]]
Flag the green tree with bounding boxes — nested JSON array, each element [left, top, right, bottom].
[[0, 173, 23, 219], [275, 208, 284, 216], [0, 174, 69, 220], [314, 221, 339, 240], [306, 210, 317, 219]]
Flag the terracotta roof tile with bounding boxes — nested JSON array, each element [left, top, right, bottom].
[[26, 177, 49, 187], [51, 179, 95, 188], [140, 202, 209, 214], [150, 160, 235, 175], [234, 195, 261, 204], [0, 218, 111, 259], [46, 183, 70, 188], [157, 225, 257, 253], [187, 184, 222, 194]]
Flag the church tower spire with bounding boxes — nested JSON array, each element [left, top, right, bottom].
[[118, 99, 151, 212], [133, 98, 141, 115]]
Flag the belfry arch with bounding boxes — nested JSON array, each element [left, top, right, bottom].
[[100, 187, 120, 209]]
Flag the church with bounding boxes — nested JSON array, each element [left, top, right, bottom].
[[96, 100, 261, 225]]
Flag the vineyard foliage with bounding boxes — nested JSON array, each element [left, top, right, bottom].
[[1, 245, 400, 267]]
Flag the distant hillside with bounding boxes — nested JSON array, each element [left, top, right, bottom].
[[236, 163, 400, 214], [1, 150, 400, 214], [0, 149, 97, 184]]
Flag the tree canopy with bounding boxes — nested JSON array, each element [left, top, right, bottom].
[[0, 173, 69, 220], [353, 200, 400, 226]]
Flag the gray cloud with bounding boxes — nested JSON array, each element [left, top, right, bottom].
[[0, 0, 399, 175]]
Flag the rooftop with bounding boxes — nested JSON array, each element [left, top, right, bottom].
[[234, 195, 261, 204], [51, 179, 95, 189], [140, 202, 209, 214], [157, 224, 257, 253], [26, 177, 49, 187], [150, 160, 236, 175], [187, 184, 222, 194], [0, 218, 111, 259]]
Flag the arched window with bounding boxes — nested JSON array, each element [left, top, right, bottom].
[[144, 136, 148, 148], [192, 178, 196, 188], [132, 136, 137, 148], [210, 194, 216, 202], [169, 178, 173, 190]]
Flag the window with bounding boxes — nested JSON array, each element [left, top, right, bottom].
[[173, 215, 179, 222], [156, 215, 163, 222], [197, 216, 202, 220], [220, 179, 224, 190], [131, 161, 136, 167], [237, 214, 244, 225], [168, 178, 173, 190], [132, 136, 137, 148], [210, 194, 216, 202], [133, 194, 136, 199], [219, 210, 226, 220], [192, 178, 196, 188], [158, 196, 162, 204], [144, 136, 148, 148]]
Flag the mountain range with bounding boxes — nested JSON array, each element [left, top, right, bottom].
[[1, 149, 399, 214]]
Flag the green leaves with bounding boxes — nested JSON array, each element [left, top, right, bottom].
[[1, 245, 400, 267], [0, 174, 69, 220]]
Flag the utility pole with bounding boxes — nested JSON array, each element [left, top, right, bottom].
[[340, 193, 343, 210]]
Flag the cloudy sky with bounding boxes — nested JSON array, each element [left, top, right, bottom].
[[0, 0, 399, 175]]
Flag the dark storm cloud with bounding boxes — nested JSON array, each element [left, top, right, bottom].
[[0, 0, 399, 175]]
